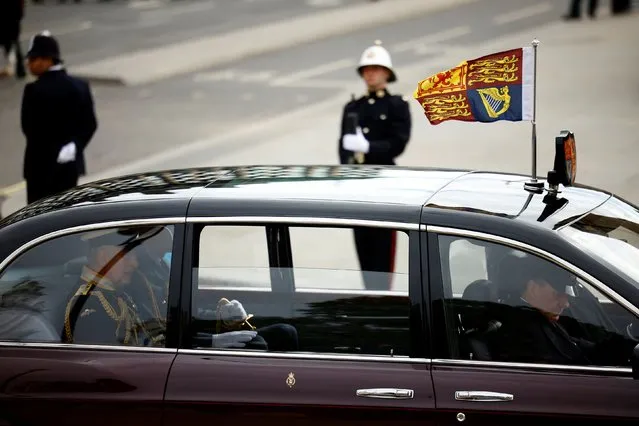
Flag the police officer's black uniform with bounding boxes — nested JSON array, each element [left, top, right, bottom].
[[338, 41, 411, 290], [21, 32, 97, 204]]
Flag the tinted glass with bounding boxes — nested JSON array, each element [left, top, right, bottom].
[[191, 224, 411, 356], [0, 225, 174, 347], [437, 234, 639, 367], [559, 195, 639, 288]]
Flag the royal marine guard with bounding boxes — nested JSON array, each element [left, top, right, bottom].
[[338, 40, 411, 290], [21, 31, 97, 205]]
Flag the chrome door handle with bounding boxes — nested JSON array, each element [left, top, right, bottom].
[[455, 391, 514, 402], [356, 388, 414, 399]]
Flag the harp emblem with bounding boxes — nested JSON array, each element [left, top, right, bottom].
[[477, 86, 511, 118]]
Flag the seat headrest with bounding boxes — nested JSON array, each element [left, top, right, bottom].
[[462, 279, 495, 302]]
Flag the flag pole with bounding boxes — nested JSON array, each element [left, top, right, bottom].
[[525, 38, 544, 193], [531, 38, 539, 181]]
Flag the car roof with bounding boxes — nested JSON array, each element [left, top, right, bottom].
[[0, 165, 613, 232]]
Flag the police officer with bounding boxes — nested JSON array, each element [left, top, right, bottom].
[[21, 31, 97, 204], [338, 40, 411, 290]]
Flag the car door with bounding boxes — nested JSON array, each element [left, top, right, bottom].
[[0, 221, 183, 426], [163, 219, 438, 425], [427, 227, 639, 426]]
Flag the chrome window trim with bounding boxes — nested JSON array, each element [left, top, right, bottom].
[[0, 217, 185, 275], [177, 348, 430, 364], [197, 286, 409, 297], [188, 216, 419, 231], [426, 225, 639, 318], [0, 341, 177, 354], [0, 342, 630, 374], [432, 358, 632, 375]]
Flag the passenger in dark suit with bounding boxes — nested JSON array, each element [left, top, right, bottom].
[[486, 254, 636, 366], [21, 31, 97, 204]]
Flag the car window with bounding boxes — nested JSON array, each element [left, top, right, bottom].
[[192, 224, 411, 356], [0, 225, 174, 347], [288, 226, 409, 292], [436, 234, 639, 368], [559, 195, 639, 288]]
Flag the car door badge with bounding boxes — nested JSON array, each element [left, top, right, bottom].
[[286, 372, 296, 388]]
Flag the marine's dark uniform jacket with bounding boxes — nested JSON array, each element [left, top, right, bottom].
[[63, 267, 165, 347], [338, 88, 411, 165], [21, 67, 97, 182]]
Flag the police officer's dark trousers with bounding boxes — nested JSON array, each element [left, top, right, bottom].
[[26, 163, 78, 204]]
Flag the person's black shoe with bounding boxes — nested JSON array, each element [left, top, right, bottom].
[[562, 14, 581, 20]]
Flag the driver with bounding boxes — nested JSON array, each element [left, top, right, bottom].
[[486, 255, 636, 366], [489, 254, 635, 366]]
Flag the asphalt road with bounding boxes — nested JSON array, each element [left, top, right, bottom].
[[20, 0, 368, 65], [4, 0, 638, 215], [0, 0, 566, 192]]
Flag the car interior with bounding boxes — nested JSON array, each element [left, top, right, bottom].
[[440, 237, 639, 365], [191, 225, 412, 357], [0, 227, 172, 344]]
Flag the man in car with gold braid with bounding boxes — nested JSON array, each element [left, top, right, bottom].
[[63, 228, 166, 346], [63, 227, 298, 351]]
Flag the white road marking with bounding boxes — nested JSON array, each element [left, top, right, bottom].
[[306, 0, 343, 7], [193, 70, 238, 82], [493, 2, 553, 25], [193, 70, 276, 83], [21, 21, 93, 41], [144, 0, 218, 17], [129, 0, 165, 10], [273, 79, 353, 89], [391, 26, 472, 53], [271, 58, 355, 86], [237, 71, 278, 83]]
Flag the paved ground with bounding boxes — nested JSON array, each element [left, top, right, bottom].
[[20, 0, 367, 66], [0, 0, 570, 198]]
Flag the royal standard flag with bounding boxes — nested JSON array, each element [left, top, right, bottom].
[[413, 47, 535, 125]]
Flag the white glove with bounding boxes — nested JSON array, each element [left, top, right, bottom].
[[57, 142, 77, 164], [211, 330, 258, 348], [342, 127, 370, 153]]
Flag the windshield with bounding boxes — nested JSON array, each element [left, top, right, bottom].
[[559, 195, 639, 289]]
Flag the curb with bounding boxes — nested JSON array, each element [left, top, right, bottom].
[[69, 0, 480, 86]]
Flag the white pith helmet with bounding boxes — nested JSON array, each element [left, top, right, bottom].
[[357, 40, 397, 83]]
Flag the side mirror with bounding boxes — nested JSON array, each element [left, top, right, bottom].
[[633, 343, 639, 380]]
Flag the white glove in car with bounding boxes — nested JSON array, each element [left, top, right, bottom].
[[57, 142, 77, 164], [211, 330, 257, 348], [342, 127, 370, 154]]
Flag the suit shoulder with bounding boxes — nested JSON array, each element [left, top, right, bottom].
[[390, 94, 411, 105]]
